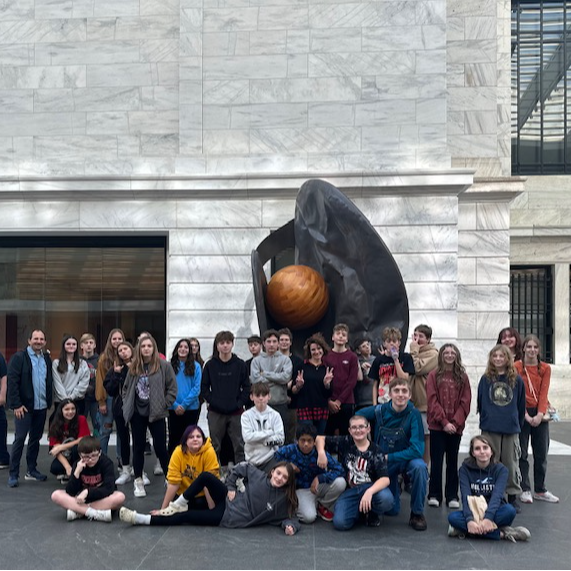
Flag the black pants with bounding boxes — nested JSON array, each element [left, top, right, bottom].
[[168, 409, 200, 456], [429, 430, 461, 503], [150, 472, 227, 526], [130, 412, 169, 479], [519, 407, 550, 493], [50, 445, 79, 476], [325, 403, 355, 436], [114, 409, 131, 466]]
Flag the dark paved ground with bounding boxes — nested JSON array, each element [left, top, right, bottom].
[[1, 425, 570, 570]]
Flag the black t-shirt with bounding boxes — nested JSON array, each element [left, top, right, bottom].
[[0, 352, 7, 379], [369, 352, 415, 403], [135, 363, 150, 417], [324, 435, 388, 487]]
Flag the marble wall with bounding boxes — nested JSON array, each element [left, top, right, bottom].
[[0, 0, 450, 177]]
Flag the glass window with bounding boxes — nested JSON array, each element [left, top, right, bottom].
[[0, 236, 166, 360], [512, 0, 571, 174]]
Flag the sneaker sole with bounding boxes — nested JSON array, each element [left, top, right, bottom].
[[533, 494, 559, 503], [24, 475, 47, 481]]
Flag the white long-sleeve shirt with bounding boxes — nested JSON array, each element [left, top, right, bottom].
[[241, 405, 285, 466]]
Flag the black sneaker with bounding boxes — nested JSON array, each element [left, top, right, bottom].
[[409, 512, 427, 531], [144, 441, 152, 455], [25, 469, 47, 482], [508, 494, 522, 514], [366, 512, 381, 527]]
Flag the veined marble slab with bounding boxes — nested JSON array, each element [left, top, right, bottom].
[[93, 0, 139, 17], [0, 65, 86, 89], [128, 110, 179, 135], [308, 2, 415, 28], [35, 0, 73, 20], [0, 19, 86, 44], [87, 16, 179, 41], [378, 225, 457, 254], [2, 113, 74, 136], [34, 135, 118, 159], [176, 200, 262, 228], [203, 80, 249, 105], [0, 90, 33, 113], [168, 284, 255, 310], [35, 41, 140, 65], [0, 44, 34, 65], [169, 228, 269, 255], [140, 39, 180, 62], [203, 7, 259, 32], [169, 255, 252, 283], [203, 32, 250, 57], [0, 200, 80, 228], [249, 31, 287, 55], [87, 63, 157, 87], [34, 89, 75, 112], [204, 55, 288, 80], [231, 104, 308, 129], [457, 284, 509, 312], [406, 281, 458, 310], [79, 200, 176, 228], [309, 27, 360, 53], [140, 85, 179, 110], [169, 309, 257, 338], [141, 0, 179, 16], [250, 128, 360, 154], [258, 6, 309, 30], [73, 87, 140, 111], [250, 77, 361, 104], [309, 52, 415, 77]]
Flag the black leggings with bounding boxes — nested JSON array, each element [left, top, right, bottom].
[[114, 409, 131, 466], [130, 412, 169, 478], [150, 472, 227, 526]]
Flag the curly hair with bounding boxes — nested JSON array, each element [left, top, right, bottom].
[[303, 333, 330, 361], [485, 344, 518, 388], [436, 343, 467, 387]]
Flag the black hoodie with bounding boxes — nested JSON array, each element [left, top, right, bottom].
[[200, 354, 250, 414]]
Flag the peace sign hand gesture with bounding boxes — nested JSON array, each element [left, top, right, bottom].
[[324, 367, 334, 387]]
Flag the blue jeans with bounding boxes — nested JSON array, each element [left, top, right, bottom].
[[98, 396, 114, 455], [0, 406, 10, 465], [387, 458, 429, 516], [9, 408, 47, 478], [84, 397, 100, 437], [448, 503, 516, 540], [332, 483, 394, 531]]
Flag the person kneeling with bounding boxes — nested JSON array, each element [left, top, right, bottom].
[[51, 435, 125, 522]]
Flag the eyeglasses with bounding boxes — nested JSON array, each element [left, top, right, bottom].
[[79, 451, 101, 460], [349, 425, 368, 431]]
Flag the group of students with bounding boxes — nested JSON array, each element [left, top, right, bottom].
[[1, 322, 558, 540]]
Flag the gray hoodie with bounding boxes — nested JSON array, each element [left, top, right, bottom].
[[250, 352, 292, 405], [221, 463, 299, 532]]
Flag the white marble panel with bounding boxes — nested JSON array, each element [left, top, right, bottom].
[[362, 26, 423, 52], [141, 0, 179, 15], [177, 201, 262, 228], [394, 253, 456, 282], [203, 8, 259, 32], [93, 0, 139, 17], [249, 31, 286, 55], [459, 338, 503, 368], [169, 284, 255, 310], [73, 87, 140, 111], [307, 102, 354, 127], [180, 57, 202, 80], [0, 90, 33, 113], [87, 16, 179, 41], [34, 136, 117, 159], [35, 41, 140, 65], [476, 256, 509, 285], [250, 128, 360, 154], [181, 7, 201, 33], [128, 110, 179, 134], [355, 196, 458, 226], [287, 54, 308, 78], [447, 0, 496, 18], [286, 29, 309, 54], [457, 284, 509, 312], [250, 77, 361, 104], [169, 255, 252, 283], [465, 63, 497, 87], [457, 312, 476, 339], [416, 50, 446, 74], [140, 39, 179, 62], [308, 28, 360, 52], [448, 87, 496, 112], [0, 201, 80, 228], [476, 311, 509, 339], [180, 33, 202, 57], [476, 202, 509, 231], [87, 63, 157, 87], [465, 17, 496, 40], [79, 201, 175, 228], [179, 130, 202, 154], [203, 130, 249, 154], [309, 52, 415, 77], [1, 0, 34, 18], [0, 45, 35, 66], [231, 104, 307, 129], [169, 310, 257, 339], [206, 154, 307, 175], [458, 257, 476, 284], [0, 20, 86, 44], [361, 75, 443, 101], [261, 199, 295, 228], [417, 98, 446, 125], [33, 89, 74, 112], [174, 156, 207, 174], [447, 134, 498, 158], [465, 110, 496, 134], [85, 111, 129, 134], [72, 0, 95, 18], [447, 40, 496, 64], [203, 80, 249, 105], [258, 6, 308, 29], [202, 106, 230, 129], [379, 225, 457, 254], [140, 134, 179, 155], [0, 65, 86, 89], [203, 32, 250, 57], [406, 282, 457, 310], [180, 104, 202, 130], [408, 310, 458, 339], [179, 80, 202, 104], [459, 230, 510, 257], [140, 86, 178, 110], [355, 100, 416, 126], [169, 228, 269, 255], [308, 151, 415, 173], [2, 114, 74, 136], [308, 2, 415, 28], [35, 0, 73, 19], [204, 55, 288, 79], [13, 137, 34, 159]]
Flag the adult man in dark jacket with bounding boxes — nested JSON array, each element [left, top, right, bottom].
[[7, 329, 53, 487]]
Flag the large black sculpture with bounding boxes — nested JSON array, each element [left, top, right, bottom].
[[251, 179, 409, 353]]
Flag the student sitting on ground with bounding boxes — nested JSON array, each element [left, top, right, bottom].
[[357, 378, 429, 531], [48, 399, 91, 481], [275, 423, 346, 523], [120, 462, 300, 535], [156, 424, 219, 514], [448, 435, 530, 542], [51, 435, 125, 522], [241, 382, 284, 472], [316, 416, 394, 531]]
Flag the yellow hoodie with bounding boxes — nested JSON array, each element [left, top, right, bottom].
[[167, 437, 220, 497]]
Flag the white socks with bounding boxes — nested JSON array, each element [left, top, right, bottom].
[[173, 495, 189, 509], [135, 513, 151, 525]]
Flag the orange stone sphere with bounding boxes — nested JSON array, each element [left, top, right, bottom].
[[266, 265, 329, 330]]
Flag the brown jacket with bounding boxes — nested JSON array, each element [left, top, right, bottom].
[[408, 342, 438, 412]]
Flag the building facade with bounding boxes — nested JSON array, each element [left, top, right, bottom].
[[0, 0, 567, 418]]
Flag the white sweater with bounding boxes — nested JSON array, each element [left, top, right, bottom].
[[241, 405, 285, 466], [52, 359, 90, 402]]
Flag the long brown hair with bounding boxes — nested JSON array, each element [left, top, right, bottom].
[[497, 327, 523, 362], [521, 333, 547, 375], [98, 328, 125, 375], [130, 335, 161, 376], [435, 343, 466, 387], [57, 335, 81, 374], [270, 461, 298, 517], [485, 344, 518, 387]]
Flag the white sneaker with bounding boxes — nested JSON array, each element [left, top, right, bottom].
[[447, 524, 464, 538], [448, 499, 460, 509], [502, 525, 531, 543], [115, 466, 132, 485], [120, 507, 137, 525], [153, 460, 164, 476], [66, 509, 84, 522], [134, 477, 147, 497], [533, 490, 559, 503], [86, 508, 112, 522], [428, 497, 440, 507], [520, 490, 533, 504], [142, 472, 151, 486]]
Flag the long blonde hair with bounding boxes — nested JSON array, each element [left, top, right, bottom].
[[130, 335, 161, 376], [484, 344, 518, 388], [98, 328, 125, 375], [522, 334, 547, 375]]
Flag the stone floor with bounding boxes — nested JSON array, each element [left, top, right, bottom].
[[1, 422, 570, 570]]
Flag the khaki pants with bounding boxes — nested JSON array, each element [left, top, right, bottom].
[[481, 431, 522, 495]]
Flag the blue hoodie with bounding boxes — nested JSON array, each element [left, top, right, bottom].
[[356, 401, 424, 465], [477, 373, 525, 434], [172, 362, 202, 411]]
